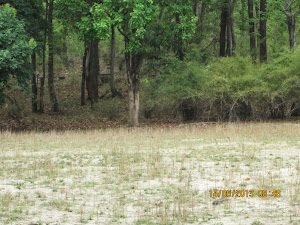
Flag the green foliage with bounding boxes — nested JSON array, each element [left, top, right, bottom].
[[259, 49, 300, 117], [141, 57, 206, 118], [142, 49, 300, 121], [0, 0, 45, 48], [55, 0, 88, 26], [55, 0, 107, 43], [0, 4, 35, 106], [92, 0, 196, 56]]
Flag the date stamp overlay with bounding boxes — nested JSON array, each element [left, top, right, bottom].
[[210, 189, 281, 198]]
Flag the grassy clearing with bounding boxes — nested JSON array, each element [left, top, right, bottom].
[[0, 123, 299, 224]]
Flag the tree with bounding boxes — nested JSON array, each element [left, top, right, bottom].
[[193, 1, 206, 33], [55, 0, 102, 106], [219, 0, 237, 57], [281, 0, 300, 49], [40, 0, 48, 113], [31, 52, 38, 112], [84, 0, 102, 106], [0, 0, 44, 112], [226, 0, 237, 56], [259, 0, 267, 62], [86, 40, 99, 106], [48, 0, 59, 112], [220, 1, 228, 56], [199, 1, 206, 33], [81, 47, 88, 106], [110, 25, 118, 97], [248, 0, 257, 58], [0, 4, 35, 106], [174, 14, 185, 61], [192, 0, 206, 44], [93, 0, 196, 126]]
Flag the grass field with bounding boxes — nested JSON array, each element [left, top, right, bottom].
[[0, 123, 299, 225]]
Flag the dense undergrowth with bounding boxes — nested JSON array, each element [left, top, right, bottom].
[[141, 49, 300, 122]]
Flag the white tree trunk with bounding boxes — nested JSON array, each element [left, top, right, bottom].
[[129, 87, 139, 127]]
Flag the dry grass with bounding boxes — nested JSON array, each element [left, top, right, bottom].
[[0, 122, 299, 224]]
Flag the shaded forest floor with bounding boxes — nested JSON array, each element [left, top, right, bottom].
[[0, 60, 183, 131], [0, 124, 299, 224], [0, 60, 126, 131]]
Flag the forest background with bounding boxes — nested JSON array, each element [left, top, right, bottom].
[[0, 0, 299, 130]]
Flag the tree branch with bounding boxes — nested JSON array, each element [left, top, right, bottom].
[[202, 37, 218, 52], [145, 29, 165, 46], [281, 9, 292, 17], [157, 7, 164, 22], [117, 27, 126, 37]]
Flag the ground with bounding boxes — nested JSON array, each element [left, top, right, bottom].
[[0, 123, 299, 225]]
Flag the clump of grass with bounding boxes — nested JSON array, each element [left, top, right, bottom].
[[94, 97, 124, 121]]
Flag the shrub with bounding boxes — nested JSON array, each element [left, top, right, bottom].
[[141, 49, 300, 121], [141, 58, 206, 120]]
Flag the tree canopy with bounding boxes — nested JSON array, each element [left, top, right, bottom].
[[0, 4, 35, 106]]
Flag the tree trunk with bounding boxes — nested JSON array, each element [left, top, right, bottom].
[[128, 80, 139, 127], [287, 15, 296, 49], [40, 44, 46, 113], [220, 0, 236, 57], [193, 1, 206, 42], [48, 0, 59, 112], [175, 14, 185, 61], [232, 19, 236, 51], [125, 38, 143, 127], [39, 0, 48, 113], [193, 1, 206, 33], [31, 53, 38, 113], [81, 47, 88, 106], [86, 41, 99, 107], [220, 3, 228, 57], [255, 4, 260, 33], [226, 24, 233, 56], [110, 25, 118, 97], [240, 0, 247, 34], [193, 2, 199, 24], [199, 1, 206, 33], [259, 0, 267, 62], [248, 0, 256, 58], [226, 0, 236, 57], [284, 0, 298, 49]]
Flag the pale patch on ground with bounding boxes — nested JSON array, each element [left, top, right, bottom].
[[0, 123, 299, 224]]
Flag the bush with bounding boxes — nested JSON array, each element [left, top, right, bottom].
[[141, 49, 300, 121], [141, 57, 206, 120], [259, 49, 300, 118]]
